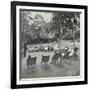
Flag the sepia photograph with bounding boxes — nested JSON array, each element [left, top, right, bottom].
[[11, 1, 87, 89]]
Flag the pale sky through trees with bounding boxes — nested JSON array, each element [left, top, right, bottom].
[[22, 10, 53, 22], [31, 12, 53, 22]]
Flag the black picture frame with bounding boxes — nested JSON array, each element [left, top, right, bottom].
[[11, 1, 88, 89]]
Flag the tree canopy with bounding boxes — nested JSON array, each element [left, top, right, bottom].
[[20, 10, 81, 44], [50, 11, 80, 40]]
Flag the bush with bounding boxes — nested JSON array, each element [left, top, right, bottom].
[[26, 38, 57, 44]]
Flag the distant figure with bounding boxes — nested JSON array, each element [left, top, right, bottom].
[[27, 55, 31, 69], [64, 47, 71, 58], [24, 41, 27, 57], [73, 47, 78, 57], [51, 50, 63, 64], [27, 55, 37, 69]]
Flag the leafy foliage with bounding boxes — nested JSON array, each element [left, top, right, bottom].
[[50, 11, 80, 40], [20, 11, 81, 44]]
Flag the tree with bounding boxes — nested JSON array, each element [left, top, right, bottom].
[[20, 11, 34, 43], [50, 11, 80, 41]]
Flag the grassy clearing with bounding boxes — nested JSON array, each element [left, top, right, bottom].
[[20, 42, 80, 79]]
